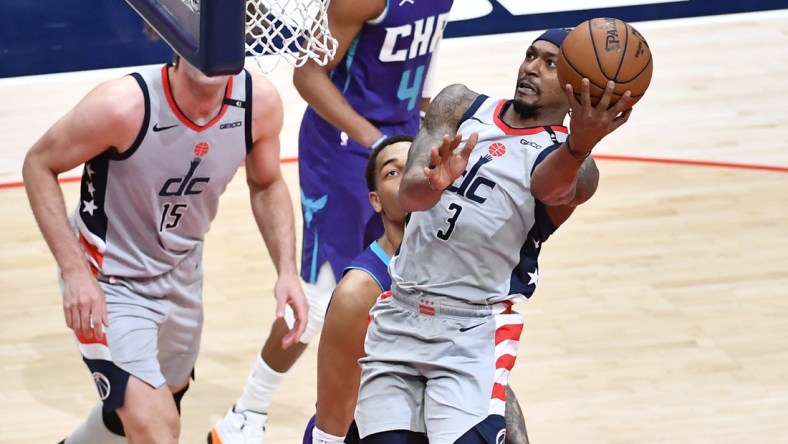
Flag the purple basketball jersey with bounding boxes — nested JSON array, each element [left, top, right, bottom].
[[327, 0, 454, 124]]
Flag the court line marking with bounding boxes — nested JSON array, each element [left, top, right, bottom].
[[2, 154, 785, 191]]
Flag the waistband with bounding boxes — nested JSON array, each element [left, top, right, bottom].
[[389, 288, 513, 318]]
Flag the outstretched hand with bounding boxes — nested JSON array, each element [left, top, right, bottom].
[[273, 274, 309, 348], [423, 133, 478, 191], [564, 79, 633, 153]]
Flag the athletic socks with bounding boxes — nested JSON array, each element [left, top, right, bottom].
[[60, 402, 125, 443], [235, 353, 287, 414], [312, 426, 346, 444]]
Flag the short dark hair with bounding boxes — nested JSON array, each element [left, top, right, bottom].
[[365, 135, 414, 192]]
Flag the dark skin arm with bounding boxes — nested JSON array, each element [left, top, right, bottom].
[[534, 79, 626, 225], [399, 83, 480, 212], [505, 386, 529, 444], [292, 0, 387, 147], [314, 270, 382, 436], [542, 156, 600, 226], [531, 79, 631, 207]]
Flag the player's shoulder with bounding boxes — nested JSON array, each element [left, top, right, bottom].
[[432, 83, 481, 115], [81, 75, 145, 128], [90, 75, 144, 106], [247, 70, 283, 110], [333, 269, 384, 310]]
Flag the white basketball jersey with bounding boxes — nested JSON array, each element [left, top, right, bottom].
[[390, 96, 568, 305], [70, 65, 252, 279]]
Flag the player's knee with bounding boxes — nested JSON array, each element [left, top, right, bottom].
[[118, 395, 181, 440], [121, 408, 180, 441]]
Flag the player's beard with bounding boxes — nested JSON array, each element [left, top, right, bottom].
[[512, 99, 541, 119]]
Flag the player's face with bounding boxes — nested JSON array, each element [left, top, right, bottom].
[[176, 57, 231, 89], [370, 141, 410, 224], [512, 41, 568, 118]]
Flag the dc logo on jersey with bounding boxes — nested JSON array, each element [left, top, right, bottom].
[[92, 372, 111, 400], [495, 429, 506, 444], [447, 154, 496, 204], [158, 142, 212, 196]]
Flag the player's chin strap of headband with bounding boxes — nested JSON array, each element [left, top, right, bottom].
[[533, 28, 570, 47]]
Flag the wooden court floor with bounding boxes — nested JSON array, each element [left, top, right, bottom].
[[1, 10, 787, 444]]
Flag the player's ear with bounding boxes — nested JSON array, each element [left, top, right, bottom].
[[369, 191, 383, 214]]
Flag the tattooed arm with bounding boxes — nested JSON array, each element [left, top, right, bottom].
[[505, 386, 529, 444], [398, 83, 479, 213], [542, 156, 600, 227]]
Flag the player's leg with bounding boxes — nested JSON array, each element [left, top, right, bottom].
[[422, 304, 523, 444], [57, 402, 126, 443], [504, 386, 529, 444], [59, 370, 191, 443], [209, 261, 336, 443], [211, 121, 370, 442], [116, 377, 181, 442], [356, 297, 428, 440], [116, 249, 204, 443]]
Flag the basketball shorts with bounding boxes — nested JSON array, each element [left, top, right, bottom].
[[298, 109, 419, 283], [69, 245, 204, 410], [355, 290, 523, 444]]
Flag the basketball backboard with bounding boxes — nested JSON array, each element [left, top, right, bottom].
[[124, 0, 245, 76]]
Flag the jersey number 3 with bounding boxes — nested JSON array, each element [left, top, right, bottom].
[[437, 203, 463, 240]]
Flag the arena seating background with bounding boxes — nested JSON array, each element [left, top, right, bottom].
[[0, 0, 782, 78]]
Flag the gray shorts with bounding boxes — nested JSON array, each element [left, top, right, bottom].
[[71, 245, 204, 407], [355, 290, 523, 444]]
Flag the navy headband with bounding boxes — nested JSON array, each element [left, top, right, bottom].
[[533, 28, 570, 48]]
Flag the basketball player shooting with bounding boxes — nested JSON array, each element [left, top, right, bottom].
[[354, 28, 635, 443]]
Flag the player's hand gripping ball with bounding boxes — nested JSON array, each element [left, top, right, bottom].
[[557, 17, 653, 108]]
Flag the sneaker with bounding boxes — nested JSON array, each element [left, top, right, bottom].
[[207, 405, 268, 444]]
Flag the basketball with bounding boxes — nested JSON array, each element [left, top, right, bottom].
[[556, 17, 653, 108]]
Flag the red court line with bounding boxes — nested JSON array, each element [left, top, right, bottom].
[[2, 154, 785, 190], [592, 153, 788, 173], [0, 157, 300, 190]]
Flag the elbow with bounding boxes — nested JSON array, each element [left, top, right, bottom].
[[292, 62, 320, 96], [531, 177, 576, 207], [21, 150, 44, 189], [398, 183, 428, 214]]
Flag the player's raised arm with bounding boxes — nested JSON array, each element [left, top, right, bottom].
[[398, 84, 479, 212], [292, 0, 387, 148]]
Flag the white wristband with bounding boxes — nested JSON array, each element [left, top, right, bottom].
[[370, 134, 388, 150], [312, 426, 346, 444]]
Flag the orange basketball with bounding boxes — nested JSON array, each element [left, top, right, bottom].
[[556, 17, 653, 108]]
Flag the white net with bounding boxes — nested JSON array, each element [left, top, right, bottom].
[[246, 0, 338, 72], [178, 0, 337, 72]]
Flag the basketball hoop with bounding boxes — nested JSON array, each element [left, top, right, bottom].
[[177, 0, 337, 73], [245, 0, 338, 72]]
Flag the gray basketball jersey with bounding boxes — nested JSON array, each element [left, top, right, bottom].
[[389, 96, 568, 305], [70, 65, 252, 279]]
